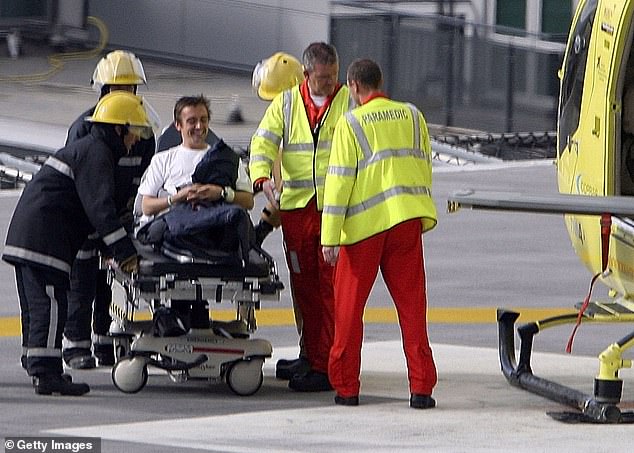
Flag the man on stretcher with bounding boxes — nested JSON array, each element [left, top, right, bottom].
[[138, 95, 253, 220]]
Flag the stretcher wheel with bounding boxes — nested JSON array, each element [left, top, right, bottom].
[[226, 358, 264, 396], [113, 335, 132, 361], [112, 357, 148, 393]]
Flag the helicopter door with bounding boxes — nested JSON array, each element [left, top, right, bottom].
[[588, 0, 632, 197], [557, 0, 597, 195]]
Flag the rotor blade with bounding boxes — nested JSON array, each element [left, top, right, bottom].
[[448, 189, 634, 217]]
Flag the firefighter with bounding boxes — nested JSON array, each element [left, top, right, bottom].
[[250, 43, 352, 392], [2, 91, 154, 395], [62, 50, 156, 369], [321, 59, 437, 408]]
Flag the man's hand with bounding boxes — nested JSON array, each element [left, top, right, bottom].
[[173, 184, 201, 203], [186, 184, 222, 202], [120, 255, 139, 273], [262, 179, 280, 209], [322, 246, 339, 266], [261, 203, 281, 228]]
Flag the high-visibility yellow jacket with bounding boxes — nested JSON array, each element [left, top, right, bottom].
[[250, 84, 351, 210], [321, 96, 437, 246]]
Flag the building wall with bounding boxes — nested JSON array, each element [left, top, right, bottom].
[[89, 0, 332, 71], [88, 1, 577, 72]]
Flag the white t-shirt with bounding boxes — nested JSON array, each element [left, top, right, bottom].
[[138, 144, 252, 198]]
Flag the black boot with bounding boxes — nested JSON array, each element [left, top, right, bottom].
[[275, 357, 310, 380], [63, 348, 96, 369], [32, 374, 90, 396], [335, 394, 359, 406], [410, 393, 436, 409], [288, 370, 332, 392]]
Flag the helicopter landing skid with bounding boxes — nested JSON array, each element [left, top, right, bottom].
[[497, 309, 634, 424]]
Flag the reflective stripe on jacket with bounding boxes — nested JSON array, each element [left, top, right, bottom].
[[321, 97, 437, 246], [250, 84, 351, 210]]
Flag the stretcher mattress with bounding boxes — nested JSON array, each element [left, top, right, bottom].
[[134, 240, 272, 280]]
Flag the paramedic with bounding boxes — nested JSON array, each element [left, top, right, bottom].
[[2, 91, 154, 395], [250, 42, 352, 392], [321, 59, 438, 408], [63, 50, 156, 369], [251, 51, 309, 353]]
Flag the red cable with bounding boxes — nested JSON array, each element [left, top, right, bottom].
[[565, 272, 600, 353], [566, 214, 611, 353]]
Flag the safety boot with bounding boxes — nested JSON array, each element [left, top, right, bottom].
[[410, 394, 436, 409], [334, 394, 359, 406], [275, 357, 310, 380], [64, 353, 97, 370], [288, 370, 332, 392], [32, 374, 90, 396]]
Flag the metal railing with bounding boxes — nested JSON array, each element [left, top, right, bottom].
[[330, 2, 566, 133]]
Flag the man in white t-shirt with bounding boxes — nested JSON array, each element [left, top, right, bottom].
[[138, 95, 253, 220]]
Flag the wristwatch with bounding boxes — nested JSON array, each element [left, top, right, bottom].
[[221, 186, 235, 203]]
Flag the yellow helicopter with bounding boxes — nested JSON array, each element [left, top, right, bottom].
[[449, 0, 634, 423]]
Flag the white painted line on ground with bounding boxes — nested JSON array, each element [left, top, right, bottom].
[[47, 342, 608, 453]]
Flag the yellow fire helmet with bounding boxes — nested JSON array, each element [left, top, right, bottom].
[[86, 91, 159, 139], [91, 50, 147, 91], [252, 52, 304, 101]]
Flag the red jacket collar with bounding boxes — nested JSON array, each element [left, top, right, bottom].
[[361, 91, 388, 105], [300, 81, 343, 129]]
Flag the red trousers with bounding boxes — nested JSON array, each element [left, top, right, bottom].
[[280, 199, 334, 373], [328, 219, 437, 397]]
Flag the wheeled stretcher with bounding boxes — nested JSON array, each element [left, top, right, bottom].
[[107, 239, 283, 396]]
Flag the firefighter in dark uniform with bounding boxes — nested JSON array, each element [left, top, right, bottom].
[[62, 50, 156, 369], [2, 91, 155, 395]]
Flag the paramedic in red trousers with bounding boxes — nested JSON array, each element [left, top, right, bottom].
[[63, 50, 156, 369], [321, 59, 438, 408], [2, 91, 154, 395], [249, 42, 352, 391]]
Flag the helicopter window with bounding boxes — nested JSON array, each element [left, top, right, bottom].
[[621, 36, 634, 194], [558, 0, 597, 155]]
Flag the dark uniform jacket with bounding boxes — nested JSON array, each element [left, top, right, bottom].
[[2, 124, 137, 282], [67, 106, 155, 221]]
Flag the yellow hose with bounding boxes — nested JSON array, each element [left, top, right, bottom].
[[0, 16, 109, 83]]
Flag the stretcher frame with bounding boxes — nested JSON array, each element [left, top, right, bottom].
[[107, 242, 284, 396]]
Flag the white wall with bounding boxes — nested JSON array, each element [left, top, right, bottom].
[[89, 0, 332, 71]]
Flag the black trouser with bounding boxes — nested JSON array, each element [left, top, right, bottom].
[[15, 265, 68, 376], [63, 256, 112, 358]]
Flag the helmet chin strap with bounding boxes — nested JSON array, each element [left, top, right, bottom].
[[113, 124, 131, 152]]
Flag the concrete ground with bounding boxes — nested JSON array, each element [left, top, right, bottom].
[[1, 41, 634, 452]]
